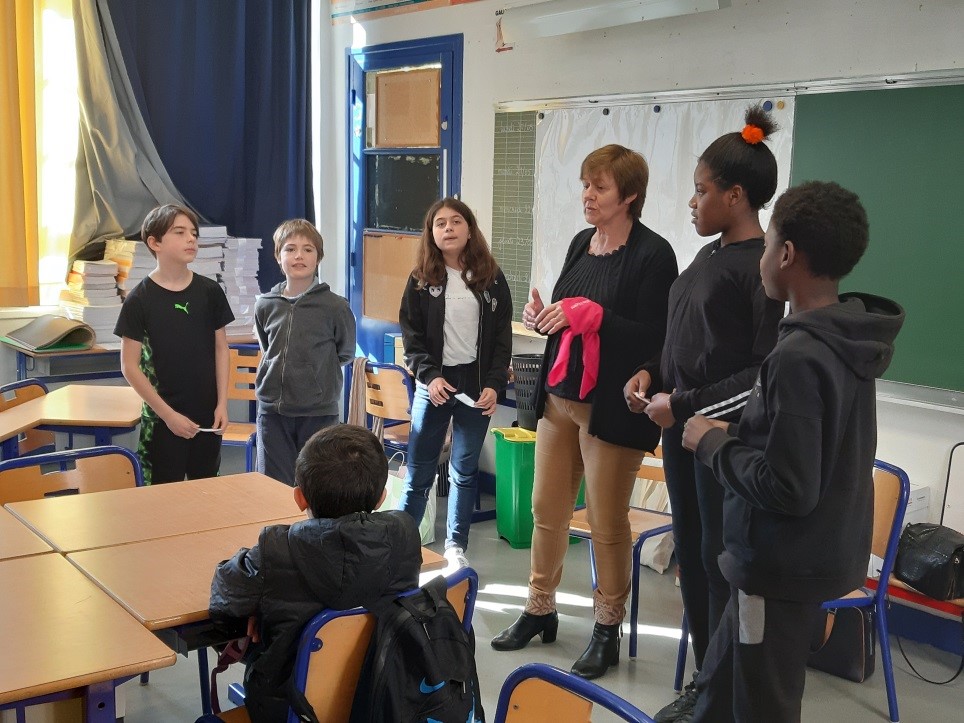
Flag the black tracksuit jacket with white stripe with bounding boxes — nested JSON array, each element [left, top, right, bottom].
[[657, 237, 785, 424]]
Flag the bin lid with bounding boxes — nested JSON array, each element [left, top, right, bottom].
[[492, 427, 537, 442]]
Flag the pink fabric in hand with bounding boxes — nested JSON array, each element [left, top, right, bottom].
[[546, 297, 603, 399]]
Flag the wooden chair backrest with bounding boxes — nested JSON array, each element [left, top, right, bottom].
[[0, 453, 139, 505], [228, 349, 261, 402], [872, 465, 901, 560], [300, 576, 473, 722], [501, 677, 594, 722], [0, 382, 45, 411], [0, 381, 55, 454], [637, 444, 665, 483], [364, 365, 411, 422]]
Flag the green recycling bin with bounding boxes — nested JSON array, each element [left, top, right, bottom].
[[492, 428, 584, 549]]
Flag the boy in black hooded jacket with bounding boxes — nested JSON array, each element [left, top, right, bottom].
[[681, 181, 904, 722], [209, 425, 421, 722]]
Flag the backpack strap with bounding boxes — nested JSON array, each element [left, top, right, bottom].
[[209, 636, 250, 714]]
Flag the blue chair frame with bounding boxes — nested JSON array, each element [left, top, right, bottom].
[[671, 460, 910, 721], [364, 361, 415, 459], [0, 444, 144, 493], [0, 379, 53, 460], [820, 460, 909, 722], [568, 505, 674, 659], [223, 567, 479, 721], [494, 663, 656, 722]]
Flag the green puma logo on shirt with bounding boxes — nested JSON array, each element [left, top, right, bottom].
[[174, 302, 190, 315]]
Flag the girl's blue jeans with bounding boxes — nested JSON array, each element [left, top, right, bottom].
[[399, 376, 491, 551]]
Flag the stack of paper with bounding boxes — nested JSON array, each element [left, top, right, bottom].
[[58, 259, 124, 348], [121, 242, 155, 293], [222, 236, 262, 335], [63, 260, 121, 304], [104, 238, 137, 295], [190, 225, 227, 281]]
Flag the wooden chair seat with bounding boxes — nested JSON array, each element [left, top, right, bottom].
[[222, 422, 256, 445], [216, 706, 252, 723], [570, 506, 671, 543]]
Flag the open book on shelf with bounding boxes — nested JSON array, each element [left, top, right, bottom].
[[1, 314, 96, 353]]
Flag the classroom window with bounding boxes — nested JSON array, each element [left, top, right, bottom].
[[37, 0, 77, 305], [365, 153, 441, 233]]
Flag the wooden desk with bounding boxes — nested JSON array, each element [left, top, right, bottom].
[[6, 472, 301, 553], [0, 384, 142, 458], [0, 507, 52, 560], [0, 340, 123, 385], [68, 521, 448, 631], [0, 554, 175, 720], [2, 336, 259, 385]]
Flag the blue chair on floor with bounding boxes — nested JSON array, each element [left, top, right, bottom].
[[215, 567, 479, 722], [363, 361, 415, 459], [222, 348, 259, 472], [494, 663, 657, 722], [671, 460, 909, 722]]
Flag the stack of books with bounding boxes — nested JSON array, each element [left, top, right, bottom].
[[222, 236, 262, 336], [58, 260, 124, 348]]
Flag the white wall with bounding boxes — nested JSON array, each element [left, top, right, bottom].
[[315, 0, 964, 515]]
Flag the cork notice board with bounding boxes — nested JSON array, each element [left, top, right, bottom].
[[363, 232, 420, 322], [374, 67, 441, 147]]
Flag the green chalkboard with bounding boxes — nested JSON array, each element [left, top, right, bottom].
[[791, 85, 964, 392]]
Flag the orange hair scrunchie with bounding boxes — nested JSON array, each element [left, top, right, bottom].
[[741, 124, 765, 145]]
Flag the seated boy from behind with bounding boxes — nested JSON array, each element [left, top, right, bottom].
[[680, 181, 905, 723], [209, 424, 422, 722]]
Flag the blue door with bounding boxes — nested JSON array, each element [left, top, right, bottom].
[[346, 35, 463, 361]]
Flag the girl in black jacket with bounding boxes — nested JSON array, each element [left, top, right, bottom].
[[398, 197, 512, 565], [624, 105, 786, 723]]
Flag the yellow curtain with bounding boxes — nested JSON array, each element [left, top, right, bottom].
[[0, 0, 40, 306]]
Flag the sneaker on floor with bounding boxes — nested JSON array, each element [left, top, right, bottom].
[[444, 546, 469, 568], [654, 672, 699, 723]]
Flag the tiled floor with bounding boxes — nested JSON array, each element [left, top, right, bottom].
[[116, 448, 963, 722]]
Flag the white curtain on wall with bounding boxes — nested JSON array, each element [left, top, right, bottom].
[[531, 98, 795, 295]]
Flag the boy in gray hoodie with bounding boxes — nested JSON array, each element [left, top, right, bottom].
[[254, 219, 356, 486]]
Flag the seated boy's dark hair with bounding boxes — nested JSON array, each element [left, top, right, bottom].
[[770, 181, 869, 279], [295, 424, 389, 518]]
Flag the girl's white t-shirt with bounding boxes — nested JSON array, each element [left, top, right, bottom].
[[442, 266, 479, 366]]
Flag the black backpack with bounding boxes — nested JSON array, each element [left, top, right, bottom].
[[350, 575, 485, 723]]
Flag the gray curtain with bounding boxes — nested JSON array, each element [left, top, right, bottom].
[[70, 0, 194, 257]]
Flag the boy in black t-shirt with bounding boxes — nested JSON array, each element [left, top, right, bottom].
[[115, 204, 235, 484]]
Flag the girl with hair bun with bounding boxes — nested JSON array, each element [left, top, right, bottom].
[[624, 104, 786, 722]]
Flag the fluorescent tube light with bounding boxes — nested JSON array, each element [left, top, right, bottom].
[[498, 0, 731, 44]]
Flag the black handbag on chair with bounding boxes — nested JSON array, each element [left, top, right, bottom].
[[893, 523, 964, 601], [808, 607, 876, 683]]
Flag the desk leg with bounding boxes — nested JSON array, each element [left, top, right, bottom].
[[84, 680, 116, 722], [16, 352, 26, 381], [198, 647, 212, 716], [1, 437, 19, 461]]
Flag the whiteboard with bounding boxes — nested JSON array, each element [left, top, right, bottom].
[[531, 98, 795, 297]]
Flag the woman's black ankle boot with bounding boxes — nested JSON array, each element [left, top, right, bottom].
[[571, 622, 621, 679], [491, 611, 559, 651]]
